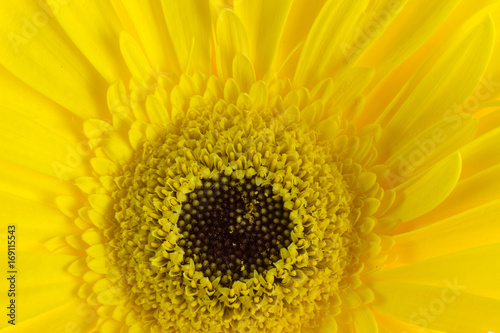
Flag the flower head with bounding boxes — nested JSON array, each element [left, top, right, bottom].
[[1, 1, 500, 332]]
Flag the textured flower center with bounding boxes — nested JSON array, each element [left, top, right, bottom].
[[179, 176, 293, 285], [79, 69, 383, 332]]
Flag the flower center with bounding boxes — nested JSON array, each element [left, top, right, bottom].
[[178, 175, 293, 286], [109, 93, 359, 331], [79, 72, 383, 332]]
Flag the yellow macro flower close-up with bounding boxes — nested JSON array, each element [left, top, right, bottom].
[[1, 0, 500, 332]]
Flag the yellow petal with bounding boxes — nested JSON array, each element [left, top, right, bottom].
[[55, 195, 81, 219], [249, 80, 268, 111], [374, 310, 446, 333], [120, 0, 179, 73], [0, 0, 108, 119], [0, 300, 95, 332], [391, 199, 500, 267], [376, 16, 494, 161], [100, 319, 125, 332], [330, 67, 375, 111], [317, 315, 338, 332], [360, 0, 499, 128], [352, 306, 379, 333], [67, 257, 88, 277], [469, 1, 500, 102], [17, 278, 81, 320], [54, 0, 127, 83], [224, 78, 241, 104], [275, 0, 327, 78], [460, 126, 500, 179], [88, 194, 114, 216], [128, 121, 148, 150], [82, 229, 105, 246], [477, 107, 500, 137], [162, 0, 211, 73], [370, 280, 500, 333], [340, 0, 409, 66], [87, 244, 108, 259], [216, 9, 249, 81], [315, 118, 340, 141], [235, 0, 293, 78], [107, 80, 134, 137], [384, 152, 461, 223], [0, 158, 79, 206], [145, 95, 170, 126], [401, 163, 500, 232], [0, 251, 83, 326], [359, 0, 461, 91], [65, 234, 87, 251], [371, 243, 500, 300], [88, 258, 109, 275], [90, 158, 118, 176], [75, 177, 101, 195], [0, 192, 80, 252], [102, 132, 134, 165], [0, 67, 82, 142], [294, 0, 368, 87], [382, 115, 477, 186], [232, 53, 256, 93], [119, 32, 153, 86], [0, 110, 90, 180]]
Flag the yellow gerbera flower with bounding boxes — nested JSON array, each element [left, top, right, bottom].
[[1, 0, 500, 332]]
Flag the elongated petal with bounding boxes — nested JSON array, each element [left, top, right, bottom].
[[401, 163, 500, 231], [0, 158, 79, 206], [384, 152, 461, 223], [377, 16, 494, 162], [235, 0, 293, 78], [460, 126, 500, 179], [352, 306, 379, 333], [0, 110, 90, 180], [391, 199, 500, 267], [294, 0, 368, 87], [0, 301, 95, 332], [382, 115, 477, 185], [369, 281, 500, 333], [359, 0, 461, 91], [360, 0, 499, 128], [232, 53, 256, 93], [0, 0, 108, 119], [0, 192, 80, 252], [54, 1, 127, 83], [0, 66, 82, 141], [216, 9, 249, 81], [275, 0, 327, 78], [120, 0, 179, 73], [162, 0, 211, 73]]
